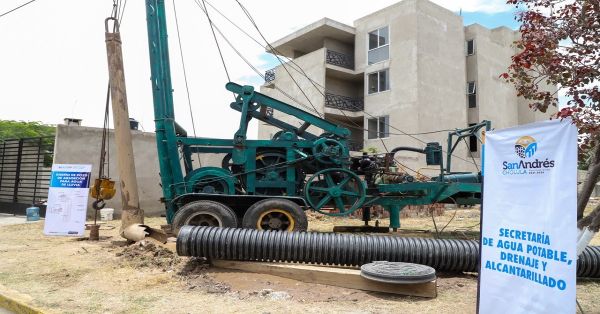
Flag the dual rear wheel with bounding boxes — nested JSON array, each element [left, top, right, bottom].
[[172, 198, 307, 235]]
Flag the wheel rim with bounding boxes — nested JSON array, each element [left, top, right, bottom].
[[256, 209, 295, 231], [305, 168, 365, 216], [185, 212, 223, 227]]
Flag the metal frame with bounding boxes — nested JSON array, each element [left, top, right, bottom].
[[0, 136, 53, 215], [144, 0, 490, 229]]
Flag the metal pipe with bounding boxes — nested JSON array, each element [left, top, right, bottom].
[[177, 226, 600, 278]]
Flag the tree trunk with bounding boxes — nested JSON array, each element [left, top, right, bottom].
[[578, 201, 600, 231], [577, 142, 600, 220]]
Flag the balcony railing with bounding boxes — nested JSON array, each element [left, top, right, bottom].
[[326, 50, 354, 70], [264, 69, 275, 83], [325, 92, 364, 112]]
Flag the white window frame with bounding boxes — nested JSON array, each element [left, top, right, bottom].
[[367, 116, 390, 139], [368, 26, 390, 51], [367, 69, 390, 95], [367, 26, 390, 65], [466, 39, 475, 56]]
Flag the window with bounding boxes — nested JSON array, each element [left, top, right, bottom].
[[368, 26, 389, 64], [368, 69, 390, 94], [468, 123, 478, 152], [367, 116, 390, 139], [466, 39, 475, 56], [467, 81, 477, 108], [369, 26, 388, 49]]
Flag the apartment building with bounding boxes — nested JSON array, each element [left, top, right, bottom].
[[258, 0, 552, 174]]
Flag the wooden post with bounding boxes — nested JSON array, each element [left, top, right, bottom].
[[104, 18, 143, 230]]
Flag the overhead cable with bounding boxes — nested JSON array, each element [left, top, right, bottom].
[[0, 0, 37, 19]]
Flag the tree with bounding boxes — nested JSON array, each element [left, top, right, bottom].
[[0, 120, 55, 140], [503, 0, 600, 233]]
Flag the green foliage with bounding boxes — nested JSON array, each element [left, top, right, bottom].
[[0, 120, 55, 141], [361, 147, 378, 154]]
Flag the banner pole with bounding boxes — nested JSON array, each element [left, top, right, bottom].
[[475, 130, 486, 313]]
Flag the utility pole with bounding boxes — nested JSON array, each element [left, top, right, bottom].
[[104, 18, 143, 230]]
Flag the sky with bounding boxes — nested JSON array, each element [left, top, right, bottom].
[[0, 0, 520, 139]]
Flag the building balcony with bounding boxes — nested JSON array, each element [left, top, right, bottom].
[[325, 92, 364, 112], [326, 50, 354, 70]]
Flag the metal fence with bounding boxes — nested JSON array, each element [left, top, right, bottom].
[[325, 92, 364, 112], [0, 136, 54, 214], [326, 50, 354, 70]]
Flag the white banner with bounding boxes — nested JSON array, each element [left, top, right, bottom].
[[478, 119, 577, 313], [43, 164, 92, 236]]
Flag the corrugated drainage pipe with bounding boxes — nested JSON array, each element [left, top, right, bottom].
[[177, 226, 600, 278]]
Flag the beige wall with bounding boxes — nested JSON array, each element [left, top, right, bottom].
[[356, 0, 419, 163], [323, 38, 353, 56], [53, 125, 221, 218], [259, 48, 327, 139], [258, 0, 557, 176], [53, 125, 165, 217], [325, 76, 362, 98], [415, 0, 472, 172], [355, 0, 475, 173]]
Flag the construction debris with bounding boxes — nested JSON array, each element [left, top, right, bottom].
[[120, 224, 167, 243]]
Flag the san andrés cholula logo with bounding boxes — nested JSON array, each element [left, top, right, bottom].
[[514, 136, 537, 158], [502, 136, 555, 175]]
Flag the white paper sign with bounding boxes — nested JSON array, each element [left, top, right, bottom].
[[478, 119, 577, 313], [43, 164, 92, 236]]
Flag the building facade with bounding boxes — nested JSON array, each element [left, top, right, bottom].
[[258, 0, 553, 174]]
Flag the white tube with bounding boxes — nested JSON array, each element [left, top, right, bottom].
[[577, 227, 596, 256]]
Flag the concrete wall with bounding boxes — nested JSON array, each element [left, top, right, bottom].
[[356, 0, 420, 168], [53, 125, 165, 217], [53, 125, 224, 218], [323, 38, 353, 56], [355, 0, 474, 173], [415, 0, 472, 172], [465, 25, 520, 131], [259, 48, 327, 139], [259, 0, 557, 176]]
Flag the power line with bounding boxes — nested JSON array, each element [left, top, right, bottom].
[[203, 0, 454, 138], [195, 1, 475, 175], [197, 2, 452, 138], [173, 0, 203, 165], [233, 0, 324, 118], [0, 0, 37, 19], [196, 0, 231, 82], [193, 2, 323, 116], [233, 0, 440, 177], [213, 0, 478, 168]]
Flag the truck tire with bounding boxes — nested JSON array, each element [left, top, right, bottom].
[[172, 200, 239, 235], [242, 198, 308, 232]]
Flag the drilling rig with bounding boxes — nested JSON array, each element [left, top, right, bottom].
[[144, 0, 489, 234]]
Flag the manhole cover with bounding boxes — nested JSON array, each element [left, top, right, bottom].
[[360, 261, 436, 284]]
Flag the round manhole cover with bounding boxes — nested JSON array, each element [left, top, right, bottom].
[[360, 261, 436, 284]]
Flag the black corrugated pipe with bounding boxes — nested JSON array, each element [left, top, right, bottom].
[[177, 226, 600, 278], [390, 146, 425, 155]]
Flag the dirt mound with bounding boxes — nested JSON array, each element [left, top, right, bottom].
[[177, 258, 231, 294], [116, 240, 181, 271]]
